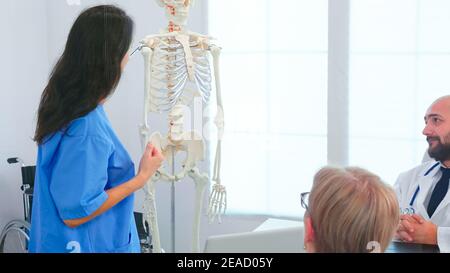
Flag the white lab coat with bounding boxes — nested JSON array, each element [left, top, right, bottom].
[[395, 161, 450, 252]]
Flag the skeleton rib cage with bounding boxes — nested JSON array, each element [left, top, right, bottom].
[[148, 37, 213, 113]]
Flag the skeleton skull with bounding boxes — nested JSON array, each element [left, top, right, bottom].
[[155, 0, 195, 26]]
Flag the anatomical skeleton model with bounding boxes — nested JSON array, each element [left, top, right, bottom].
[[137, 0, 226, 253]]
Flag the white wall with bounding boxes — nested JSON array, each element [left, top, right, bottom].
[[1, 0, 266, 253], [0, 0, 48, 233]]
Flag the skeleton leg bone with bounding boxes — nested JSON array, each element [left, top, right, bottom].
[[142, 174, 162, 253], [188, 167, 209, 253], [140, 130, 166, 253]]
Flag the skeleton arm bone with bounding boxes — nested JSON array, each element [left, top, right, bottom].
[[209, 45, 225, 184], [204, 45, 226, 224], [206, 186, 218, 223], [207, 183, 226, 224], [139, 44, 155, 150], [217, 186, 227, 223]]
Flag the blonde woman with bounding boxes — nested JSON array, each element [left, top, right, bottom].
[[302, 166, 399, 253]]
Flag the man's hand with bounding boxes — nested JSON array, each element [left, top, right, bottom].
[[396, 214, 438, 245]]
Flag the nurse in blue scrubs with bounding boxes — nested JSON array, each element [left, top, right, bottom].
[[29, 5, 164, 253]]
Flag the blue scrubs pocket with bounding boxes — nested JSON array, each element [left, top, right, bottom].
[[108, 232, 132, 253]]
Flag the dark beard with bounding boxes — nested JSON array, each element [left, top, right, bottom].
[[428, 136, 450, 162]]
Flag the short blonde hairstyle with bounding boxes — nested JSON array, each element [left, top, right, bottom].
[[308, 166, 399, 253]]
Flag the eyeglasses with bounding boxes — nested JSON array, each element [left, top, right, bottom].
[[301, 192, 310, 212]]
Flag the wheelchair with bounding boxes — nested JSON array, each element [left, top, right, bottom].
[[0, 158, 153, 253], [0, 158, 35, 253]]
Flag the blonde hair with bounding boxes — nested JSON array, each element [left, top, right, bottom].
[[308, 166, 399, 253]]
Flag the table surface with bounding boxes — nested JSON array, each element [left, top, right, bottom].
[[385, 241, 440, 253], [254, 218, 303, 232]]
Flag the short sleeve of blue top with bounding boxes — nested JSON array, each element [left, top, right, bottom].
[[29, 105, 140, 253]]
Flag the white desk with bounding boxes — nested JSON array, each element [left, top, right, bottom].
[[254, 218, 303, 232], [204, 218, 304, 253]]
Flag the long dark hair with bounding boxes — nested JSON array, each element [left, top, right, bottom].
[[34, 5, 134, 145]]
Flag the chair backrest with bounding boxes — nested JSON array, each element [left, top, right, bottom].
[[21, 166, 36, 188]]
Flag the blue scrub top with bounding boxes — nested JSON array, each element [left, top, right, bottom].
[[29, 105, 140, 253]]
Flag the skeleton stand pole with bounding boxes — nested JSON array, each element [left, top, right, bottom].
[[171, 148, 176, 253]]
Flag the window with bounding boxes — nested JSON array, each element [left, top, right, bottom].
[[348, 0, 450, 184], [209, 0, 328, 218], [208, 0, 450, 219]]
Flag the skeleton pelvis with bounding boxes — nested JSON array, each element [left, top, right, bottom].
[[150, 131, 205, 180]]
